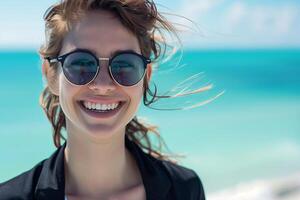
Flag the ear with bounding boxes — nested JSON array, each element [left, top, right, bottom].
[[146, 63, 152, 83], [42, 60, 60, 96]]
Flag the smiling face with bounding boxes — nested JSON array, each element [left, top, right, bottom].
[[54, 10, 151, 141]]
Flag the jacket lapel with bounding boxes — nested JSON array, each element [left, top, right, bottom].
[[125, 136, 171, 200], [34, 143, 66, 200], [34, 136, 171, 200]]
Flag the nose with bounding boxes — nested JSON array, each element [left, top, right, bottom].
[[88, 61, 116, 94]]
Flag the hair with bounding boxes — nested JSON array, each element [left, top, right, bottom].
[[39, 0, 212, 163]]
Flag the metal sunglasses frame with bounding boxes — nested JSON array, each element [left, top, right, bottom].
[[45, 49, 151, 87]]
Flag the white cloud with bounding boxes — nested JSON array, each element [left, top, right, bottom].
[[1, 0, 299, 49], [0, 23, 43, 49], [222, 2, 246, 33], [224, 3, 300, 37], [179, 0, 224, 18], [273, 6, 298, 35], [175, 1, 300, 48], [175, 0, 224, 25]]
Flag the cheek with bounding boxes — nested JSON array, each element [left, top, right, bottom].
[[59, 74, 70, 99], [131, 80, 144, 98], [58, 74, 79, 120], [127, 82, 144, 110]]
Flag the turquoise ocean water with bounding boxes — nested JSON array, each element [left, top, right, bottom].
[[0, 49, 299, 193]]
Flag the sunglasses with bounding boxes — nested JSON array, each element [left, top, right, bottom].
[[45, 49, 151, 87]]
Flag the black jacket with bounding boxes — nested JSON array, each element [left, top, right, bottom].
[[0, 136, 205, 200]]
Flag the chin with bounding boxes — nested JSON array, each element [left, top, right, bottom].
[[81, 123, 126, 141]]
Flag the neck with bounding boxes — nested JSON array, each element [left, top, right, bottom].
[[64, 123, 141, 198]]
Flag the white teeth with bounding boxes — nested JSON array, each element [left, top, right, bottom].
[[96, 104, 101, 110], [82, 101, 120, 111]]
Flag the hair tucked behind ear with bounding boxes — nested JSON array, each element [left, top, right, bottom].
[[39, 0, 212, 163]]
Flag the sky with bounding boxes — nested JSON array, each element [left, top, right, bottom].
[[0, 0, 299, 49]]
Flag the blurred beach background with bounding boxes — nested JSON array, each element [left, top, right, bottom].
[[0, 0, 299, 199]]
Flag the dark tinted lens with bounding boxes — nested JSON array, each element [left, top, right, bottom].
[[63, 52, 98, 85], [110, 53, 145, 86]]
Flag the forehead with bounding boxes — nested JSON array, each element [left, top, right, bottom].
[[60, 10, 140, 56]]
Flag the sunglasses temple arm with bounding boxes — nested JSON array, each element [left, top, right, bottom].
[[44, 57, 59, 64]]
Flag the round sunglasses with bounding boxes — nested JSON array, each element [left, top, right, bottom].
[[45, 49, 151, 87]]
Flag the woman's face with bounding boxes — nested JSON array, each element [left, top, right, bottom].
[[57, 10, 150, 140]]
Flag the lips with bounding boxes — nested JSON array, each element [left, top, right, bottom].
[[77, 100, 125, 118], [79, 97, 125, 107]]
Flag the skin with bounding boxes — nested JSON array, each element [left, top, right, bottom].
[[47, 10, 152, 200]]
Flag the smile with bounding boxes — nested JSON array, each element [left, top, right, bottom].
[[78, 100, 125, 118], [82, 101, 120, 112]]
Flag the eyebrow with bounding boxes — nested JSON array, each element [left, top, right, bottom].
[[76, 48, 138, 58]]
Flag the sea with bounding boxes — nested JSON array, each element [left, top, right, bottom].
[[0, 49, 299, 194]]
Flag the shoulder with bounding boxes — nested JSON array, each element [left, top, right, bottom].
[[160, 159, 206, 199], [126, 138, 206, 200], [0, 160, 45, 199], [142, 151, 206, 200], [160, 159, 200, 182]]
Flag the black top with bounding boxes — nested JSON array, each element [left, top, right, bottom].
[[0, 136, 205, 200]]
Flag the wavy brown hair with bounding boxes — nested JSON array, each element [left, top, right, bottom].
[[39, 0, 212, 162]]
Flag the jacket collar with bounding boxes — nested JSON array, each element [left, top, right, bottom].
[[34, 136, 171, 200]]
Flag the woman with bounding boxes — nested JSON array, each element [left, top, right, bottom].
[[0, 0, 206, 199]]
